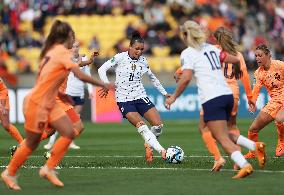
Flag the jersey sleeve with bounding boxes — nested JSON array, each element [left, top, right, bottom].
[[239, 53, 253, 101], [180, 50, 194, 71], [98, 53, 120, 83], [252, 70, 263, 102], [145, 59, 167, 96], [61, 50, 78, 70]]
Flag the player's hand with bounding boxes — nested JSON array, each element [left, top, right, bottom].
[[165, 94, 172, 99], [99, 88, 109, 98], [248, 100, 256, 113], [164, 94, 176, 110]]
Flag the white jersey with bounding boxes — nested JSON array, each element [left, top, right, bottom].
[[66, 57, 92, 98], [181, 43, 232, 104], [98, 51, 167, 102]]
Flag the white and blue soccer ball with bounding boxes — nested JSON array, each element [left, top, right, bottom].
[[166, 146, 184, 164]]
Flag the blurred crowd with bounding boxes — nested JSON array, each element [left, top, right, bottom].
[[1, 0, 284, 80]]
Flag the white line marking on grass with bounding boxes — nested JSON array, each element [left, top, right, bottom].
[[1, 155, 284, 159], [0, 165, 284, 173]]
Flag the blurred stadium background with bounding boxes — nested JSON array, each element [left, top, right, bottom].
[[0, 0, 283, 122]]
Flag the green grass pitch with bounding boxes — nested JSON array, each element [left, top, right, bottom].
[[0, 119, 284, 195]]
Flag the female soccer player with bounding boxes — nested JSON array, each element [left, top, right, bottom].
[[98, 31, 168, 162], [245, 44, 284, 158], [1, 20, 114, 190], [44, 40, 94, 150], [165, 20, 266, 179], [0, 78, 23, 144], [173, 27, 254, 171]]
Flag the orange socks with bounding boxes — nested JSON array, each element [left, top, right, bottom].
[[275, 122, 284, 143], [201, 131, 221, 161], [7, 124, 24, 144], [7, 140, 32, 176], [46, 136, 72, 169], [248, 131, 258, 142]]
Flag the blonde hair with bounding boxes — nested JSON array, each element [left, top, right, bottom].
[[180, 20, 206, 49], [214, 27, 238, 55]]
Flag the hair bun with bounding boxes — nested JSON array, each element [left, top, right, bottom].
[[131, 31, 141, 39]]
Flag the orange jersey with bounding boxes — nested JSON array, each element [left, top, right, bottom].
[[252, 60, 284, 102], [29, 44, 77, 109], [55, 77, 73, 112], [222, 52, 252, 100]]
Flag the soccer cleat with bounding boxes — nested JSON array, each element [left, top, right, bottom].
[[1, 169, 21, 190], [275, 142, 284, 157], [211, 157, 226, 172], [39, 165, 64, 187], [244, 151, 255, 159], [232, 163, 253, 179], [144, 143, 153, 163], [69, 142, 80, 150], [9, 145, 17, 157], [255, 142, 266, 168], [44, 143, 53, 150]]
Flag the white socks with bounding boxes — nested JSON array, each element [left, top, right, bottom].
[[237, 135, 256, 151], [138, 125, 165, 153], [48, 131, 58, 145], [231, 151, 249, 168]]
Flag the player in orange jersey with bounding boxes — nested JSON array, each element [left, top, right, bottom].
[[1, 20, 114, 190], [0, 78, 23, 144], [245, 44, 284, 158]]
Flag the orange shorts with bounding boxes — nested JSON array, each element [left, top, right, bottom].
[[24, 97, 67, 134], [262, 99, 284, 119], [56, 97, 73, 112], [0, 89, 10, 110]]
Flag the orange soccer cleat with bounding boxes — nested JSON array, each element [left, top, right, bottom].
[[244, 151, 255, 159], [255, 142, 266, 168], [211, 157, 226, 172], [1, 169, 21, 190], [275, 142, 284, 157], [144, 143, 153, 163], [39, 165, 64, 187], [232, 163, 253, 179]]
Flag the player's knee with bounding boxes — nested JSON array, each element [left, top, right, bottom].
[[2, 122, 10, 130], [150, 124, 163, 138]]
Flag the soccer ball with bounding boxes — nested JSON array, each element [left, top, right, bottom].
[[166, 146, 184, 164]]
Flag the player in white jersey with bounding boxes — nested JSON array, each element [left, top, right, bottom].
[[165, 20, 266, 179], [44, 41, 95, 150], [98, 31, 168, 162]]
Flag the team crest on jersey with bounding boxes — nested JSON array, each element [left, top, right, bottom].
[[131, 64, 136, 71], [111, 57, 115, 63]]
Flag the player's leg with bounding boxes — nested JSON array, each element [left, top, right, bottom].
[[40, 111, 75, 187], [274, 121, 284, 157], [1, 98, 46, 190], [0, 99, 23, 144], [244, 111, 273, 158], [44, 132, 58, 150], [67, 107, 83, 149], [143, 106, 163, 162], [198, 112, 225, 171]]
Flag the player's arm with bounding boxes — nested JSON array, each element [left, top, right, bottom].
[[79, 51, 99, 67], [239, 53, 253, 101], [146, 68, 168, 96], [165, 69, 193, 110], [71, 66, 114, 90]]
